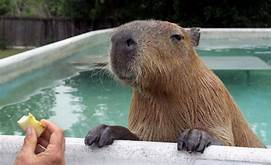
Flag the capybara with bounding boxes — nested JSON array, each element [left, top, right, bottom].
[[85, 20, 265, 153]]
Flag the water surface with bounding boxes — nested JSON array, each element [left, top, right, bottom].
[[0, 47, 271, 145]]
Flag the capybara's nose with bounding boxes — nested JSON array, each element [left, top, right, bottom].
[[125, 38, 136, 49], [111, 32, 137, 57]]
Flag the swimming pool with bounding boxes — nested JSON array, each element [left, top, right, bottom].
[[0, 33, 271, 145]]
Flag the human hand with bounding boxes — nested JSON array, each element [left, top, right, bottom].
[[15, 120, 65, 165]]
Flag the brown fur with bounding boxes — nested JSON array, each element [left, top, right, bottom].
[[110, 20, 265, 147]]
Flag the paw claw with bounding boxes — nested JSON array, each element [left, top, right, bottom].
[[177, 129, 221, 153], [85, 125, 138, 148], [84, 124, 109, 147], [85, 134, 98, 146]]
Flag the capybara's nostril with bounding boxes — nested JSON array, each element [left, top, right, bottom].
[[110, 32, 137, 65], [111, 31, 137, 52], [126, 38, 136, 48]]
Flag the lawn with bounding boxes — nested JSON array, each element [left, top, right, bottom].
[[0, 49, 29, 59]]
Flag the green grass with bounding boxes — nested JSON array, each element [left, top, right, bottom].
[[0, 49, 29, 59]]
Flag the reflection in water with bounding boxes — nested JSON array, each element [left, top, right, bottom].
[[63, 70, 131, 137], [49, 85, 83, 131]]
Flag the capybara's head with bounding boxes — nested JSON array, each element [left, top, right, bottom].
[[109, 20, 200, 91]]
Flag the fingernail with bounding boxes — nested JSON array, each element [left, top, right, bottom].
[[26, 127, 32, 136]]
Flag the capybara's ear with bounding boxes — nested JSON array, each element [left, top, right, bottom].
[[187, 28, 200, 47]]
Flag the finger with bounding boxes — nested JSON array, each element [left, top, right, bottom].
[[40, 119, 65, 152], [37, 137, 49, 148], [62, 137, 66, 151], [40, 128, 51, 141], [35, 144, 46, 154], [41, 119, 64, 145], [49, 130, 64, 147], [21, 127, 38, 154], [40, 119, 60, 134]]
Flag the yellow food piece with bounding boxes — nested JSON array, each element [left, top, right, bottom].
[[17, 113, 45, 137]]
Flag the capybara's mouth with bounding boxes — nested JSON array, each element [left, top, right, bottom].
[[109, 48, 137, 82], [118, 75, 135, 81], [109, 61, 136, 83]]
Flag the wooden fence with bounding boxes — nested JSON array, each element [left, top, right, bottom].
[[0, 16, 115, 47]]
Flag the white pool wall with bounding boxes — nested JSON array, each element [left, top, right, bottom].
[[201, 28, 271, 38], [1, 135, 270, 165], [0, 28, 112, 84], [199, 28, 271, 50]]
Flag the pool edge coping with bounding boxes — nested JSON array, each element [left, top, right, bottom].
[[0, 135, 271, 164], [1, 28, 271, 84], [0, 28, 112, 84]]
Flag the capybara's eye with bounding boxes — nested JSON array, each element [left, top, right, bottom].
[[170, 34, 184, 42]]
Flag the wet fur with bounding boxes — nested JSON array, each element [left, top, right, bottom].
[[111, 21, 265, 147]]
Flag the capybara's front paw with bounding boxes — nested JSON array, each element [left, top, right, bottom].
[[177, 129, 222, 153], [84, 124, 139, 148], [84, 124, 115, 147]]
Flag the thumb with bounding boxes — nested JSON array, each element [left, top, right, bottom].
[[21, 127, 37, 154]]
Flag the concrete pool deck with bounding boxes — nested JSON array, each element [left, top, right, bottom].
[[1, 135, 271, 165], [1, 28, 271, 164]]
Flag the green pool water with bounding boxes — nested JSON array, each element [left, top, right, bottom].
[[0, 46, 271, 145]]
